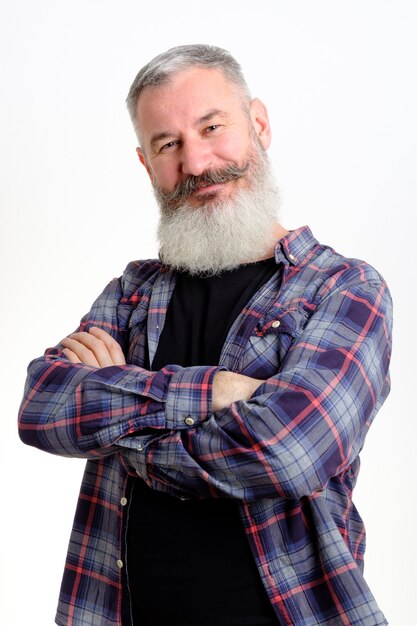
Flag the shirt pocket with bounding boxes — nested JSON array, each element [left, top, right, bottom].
[[240, 307, 309, 378]]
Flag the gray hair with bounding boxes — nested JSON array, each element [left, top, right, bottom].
[[126, 44, 252, 139]]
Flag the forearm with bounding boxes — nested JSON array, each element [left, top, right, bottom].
[[123, 368, 390, 501], [18, 351, 221, 457], [20, 344, 264, 467], [211, 371, 264, 412]]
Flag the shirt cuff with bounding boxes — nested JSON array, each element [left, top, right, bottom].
[[164, 365, 225, 429]]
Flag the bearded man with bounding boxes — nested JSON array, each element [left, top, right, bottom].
[[19, 44, 392, 626]]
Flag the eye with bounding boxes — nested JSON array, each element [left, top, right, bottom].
[[160, 140, 178, 152], [205, 124, 220, 133]]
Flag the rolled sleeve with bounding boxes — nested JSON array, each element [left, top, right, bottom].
[[164, 365, 224, 429]]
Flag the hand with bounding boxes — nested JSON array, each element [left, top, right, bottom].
[[212, 371, 265, 412], [61, 327, 126, 367]]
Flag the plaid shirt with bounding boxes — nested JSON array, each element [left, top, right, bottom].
[[19, 226, 392, 626]]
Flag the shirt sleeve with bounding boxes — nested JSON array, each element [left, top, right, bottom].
[[18, 272, 221, 458], [119, 266, 393, 501]]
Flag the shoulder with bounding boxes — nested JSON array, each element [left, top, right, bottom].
[[287, 226, 384, 278], [278, 226, 392, 313], [85, 258, 164, 314], [120, 258, 164, 299]]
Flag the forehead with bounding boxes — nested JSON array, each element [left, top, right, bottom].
[[135, 67, 245, 140]]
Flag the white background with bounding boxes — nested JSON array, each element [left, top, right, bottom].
[[1, 1, 416, 624]]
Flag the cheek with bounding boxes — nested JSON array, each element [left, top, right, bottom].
[[215, 133, 251, 163], [151, 161, 178, 191]]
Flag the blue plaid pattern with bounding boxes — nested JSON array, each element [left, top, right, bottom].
[[19, 226, 392, 625]]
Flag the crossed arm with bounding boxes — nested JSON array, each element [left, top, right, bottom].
[[19, 264, 392, 501], [61, 326, 265, 412]]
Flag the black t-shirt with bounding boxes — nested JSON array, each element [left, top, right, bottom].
[[126, 258, 280, 626]]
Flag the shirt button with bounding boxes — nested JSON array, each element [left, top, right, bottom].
[[120, 497, 128, 506], [289, 254, 295, 261], [271, 320, 281, 328], [184, 416, 195, 426], [116, 559, 124, 569]]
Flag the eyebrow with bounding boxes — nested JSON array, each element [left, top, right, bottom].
[[198, 109, 227, 125], [150, 131, 175, 150], [149, 109, 228, 150]]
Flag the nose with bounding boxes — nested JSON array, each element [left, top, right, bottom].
[[180, 140, 212, 177]]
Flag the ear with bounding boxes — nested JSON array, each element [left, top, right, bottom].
[[136, 147, 155, 183], [249, 98, 271, 150]]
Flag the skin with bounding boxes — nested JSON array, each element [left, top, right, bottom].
[[62, 328, 263, 411], [135, 67, 272, 202], [62, 67, 289, 410]]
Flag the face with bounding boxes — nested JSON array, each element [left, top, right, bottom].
[[134, 67, 272, 208], [154, 137, 281, 275]]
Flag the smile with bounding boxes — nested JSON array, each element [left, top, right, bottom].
[[194, 181, 229, 194]]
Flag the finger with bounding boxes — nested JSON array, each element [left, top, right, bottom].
[[88, 327, 126, 365], [68, 332, 116, 368], [62, 347, 82, 364], [61, 336, 101, 367]]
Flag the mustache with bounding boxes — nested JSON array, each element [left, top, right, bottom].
[[155, 162, 250, 209]]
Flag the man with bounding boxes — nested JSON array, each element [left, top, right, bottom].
[[19, 44, 392, 626]]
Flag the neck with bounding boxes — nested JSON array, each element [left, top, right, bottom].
[[254, 223, 289, 262]]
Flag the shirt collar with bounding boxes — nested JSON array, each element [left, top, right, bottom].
[[274, 225, 318, 266]]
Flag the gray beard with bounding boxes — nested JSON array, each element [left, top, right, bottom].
[[154, 146, 280, 276]]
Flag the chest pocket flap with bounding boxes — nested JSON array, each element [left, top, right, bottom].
[[241, 307, 309, 378]]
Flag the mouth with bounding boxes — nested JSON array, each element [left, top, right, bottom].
[[157, 163, 250, 210], [193, 181, 229, 196]]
